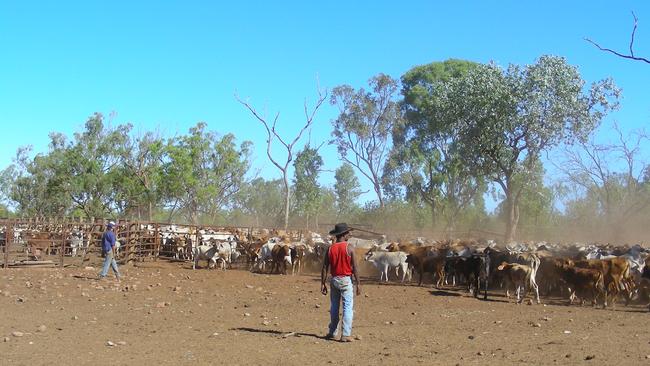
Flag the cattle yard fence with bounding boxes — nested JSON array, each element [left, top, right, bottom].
[[0, 217, 318, 269]]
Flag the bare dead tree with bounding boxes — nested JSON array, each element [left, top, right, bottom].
[[236, 87, 327, 230], [585, 11, 650, 64], [553, 123, 650, 241]]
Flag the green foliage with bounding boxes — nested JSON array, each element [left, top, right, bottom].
[[330, 74, 403, 207], [162, 122, 251, 224], [292, 145, 323, 227], [449, 56, 619, 240], [236, 178, 285, 227], [113, 132, 165, 220], [334, 163, 362, 218], [389, 59, 485, 233]]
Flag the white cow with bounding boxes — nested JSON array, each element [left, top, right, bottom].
[[216, 238, 240, 269], [192, 244, 220, 270], [69, 232, 84, 257], [253, 239, 281, 272], [364, 250, 409, 282]]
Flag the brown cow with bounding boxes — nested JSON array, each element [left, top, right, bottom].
[[556, 261, 605, 307], [25, 231, 60, 260], [573, 257, 631, 307], [291, 244, 307, 275], [407, 254, 446, 288], [536, 257, 566, 296], [271, 244, 292, 275], [496, 262, 540, 304]]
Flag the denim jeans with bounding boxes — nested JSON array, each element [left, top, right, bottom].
[[99, 249, 120, 279], [328, 276, 354, 337]]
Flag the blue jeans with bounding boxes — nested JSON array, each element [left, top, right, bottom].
[[328, 276, 354, 337], [99, 249, 120, 279]]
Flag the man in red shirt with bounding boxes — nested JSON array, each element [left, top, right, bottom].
[[321, 223, 361, 342]]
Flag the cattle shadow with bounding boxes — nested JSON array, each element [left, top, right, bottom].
[[231, 327, 325, 340], [429, 289, 462, 297], [540, 298, 649, 313]]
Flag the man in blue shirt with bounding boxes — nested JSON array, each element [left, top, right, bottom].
[[98, 221, 121, 281]]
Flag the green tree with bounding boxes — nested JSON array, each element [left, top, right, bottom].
[[114, 131, 165, 220], [3, 145, 70, 216], [387, 59, 485, 234], [293, 145, 323, 230], [0, 115, 129, 218], [330, 74, 402, 208], [236, 178, 285, 227], [334, 163, 362, 217], [162, 122, 251, 224], [453, 56, 619, 241]]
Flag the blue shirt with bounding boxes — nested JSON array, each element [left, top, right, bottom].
[[101, 230, 116, 253]]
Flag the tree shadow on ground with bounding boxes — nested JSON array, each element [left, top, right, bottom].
[[231, 327, 328, 340]]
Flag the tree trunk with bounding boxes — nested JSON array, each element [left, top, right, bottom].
[[504, 192, 520, 243], [282, 173, 290, 230], [374, 182, 384, 209], [428, 201, 436, 232], [444, 211, 455, 239], [190, 200, 199, 225]]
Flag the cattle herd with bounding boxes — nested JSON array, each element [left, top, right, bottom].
[[196, 233, 650, 312], [1, 220, 649, 312]]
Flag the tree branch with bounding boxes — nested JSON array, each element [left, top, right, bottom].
[[585, 11, 650, 64]]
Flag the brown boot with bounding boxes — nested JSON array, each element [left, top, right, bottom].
[[340, 336, 353, 342]]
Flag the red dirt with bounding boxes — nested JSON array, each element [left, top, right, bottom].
[[1, 260, 649, 365]]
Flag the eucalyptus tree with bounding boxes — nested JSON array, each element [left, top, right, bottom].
[[62, 114, 131, 218], [454, 56, 619, 241], [386, 59, 485, 233], [330, 74, 402, 208], [237, 178, 285, 227], [3, 145, 70, 216], [162, 122, 251, 224], [114, 131, 165, 220], [334, 163, 362, 217], [0, 115, 129, 218], [293, 145, 323, 229]]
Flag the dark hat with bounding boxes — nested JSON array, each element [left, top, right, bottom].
[[329, 223, 352, 237]]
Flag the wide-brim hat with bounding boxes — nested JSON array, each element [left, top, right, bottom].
[[329, 223, 352, 236]]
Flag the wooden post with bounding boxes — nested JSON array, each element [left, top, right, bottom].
[[3, 223, 11, 269], [60, 225, 66, 268], [126, 222, 132, 264], [154, 223, 159, 262]]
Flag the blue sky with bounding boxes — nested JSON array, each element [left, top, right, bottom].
[[0, 1, 648, 207]]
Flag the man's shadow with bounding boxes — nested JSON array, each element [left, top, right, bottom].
[[232, 327, 327, 340], [72, 275, 98, 280]]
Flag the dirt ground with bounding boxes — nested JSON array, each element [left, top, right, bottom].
[[1, 259, 649, 366]]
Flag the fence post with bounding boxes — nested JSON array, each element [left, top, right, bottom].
[[60, 225, 66, 268], [3, 223, 11, 269], [124, 222, 131, 264], [154, 223, 159, 262]]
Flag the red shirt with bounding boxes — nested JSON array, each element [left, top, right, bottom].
[[329, 242, 353, 277]]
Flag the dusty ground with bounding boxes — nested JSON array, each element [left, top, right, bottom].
[[1, 259, 649, 366]]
